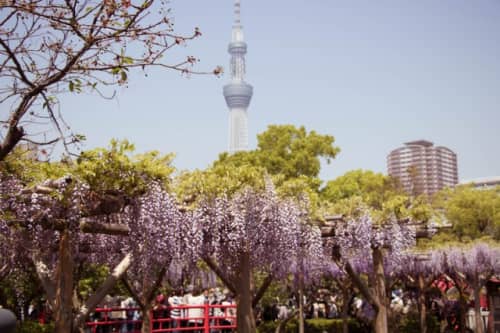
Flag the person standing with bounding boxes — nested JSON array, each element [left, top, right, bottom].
[[168, 288, 184, 333], [186, 286, 205, 333], [221, 291, 236, 333]]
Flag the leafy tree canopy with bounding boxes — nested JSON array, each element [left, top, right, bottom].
[[321, 170, 399, 209], [1, 139, 175, 197], [216, 125, 340, 181], [174, 162, 267, 207], [321, 169, 433, 223], [76, 139, 175, 196], [434, 185, 500, 241]]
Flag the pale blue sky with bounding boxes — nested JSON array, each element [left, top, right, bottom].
[[32, 1, 500, 182]]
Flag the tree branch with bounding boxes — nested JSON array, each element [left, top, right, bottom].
[[80, 219, 130, 236], [121, 274, 145, 311], [145, 266, 168, 305], [32, 254, 56, 306], [74, 252, 133, 328], [342, 259, 379, 312], [0, 38, 35, 87], [202, 256, 237, 295], [252, 274, 273, 309]]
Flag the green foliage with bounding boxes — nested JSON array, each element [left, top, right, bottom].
[[77, 264, 111, 301], [322, 170, 399, 210], [0, 144, 70, 183], [321, 169, 435, 225], [176, 124, 340, 214], [75, 139, 175, 196], [417, 230, 461, 248], [435, 185, 500, 240], [1, 140, 175, 198], [274, 175, 322, 218], [215, 125, 339, 185], [17, 321, 54, 333], [174, 162, 267, 206], [257, 318, 364, 333], [176, 125, 339, 212], [389, 311, 440, 333], [256, 125, 340, 180]]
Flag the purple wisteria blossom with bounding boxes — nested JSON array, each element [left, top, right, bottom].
[[195, 183, 323, 333], [117, 183, 200, 333], [326, 214, 416, 333], [0, 174, 137, 333], [433, 243, 500, 333]]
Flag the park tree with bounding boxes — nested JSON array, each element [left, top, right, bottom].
[[324, 214, 416, 333], [436, 243, 500, 333], [195, 183, 323, 333], [322, 253, 363, 333], [119, 183, 200, 333], [435, 185, 500, 241], [216, 124, 340, 182], [399, 251, 445, 333], [0, 0, 220, 160], [0, 173, 132, 333], [321, 170, 400, 211], [290, 210, 325, 333], [0, 140, 175, 332]]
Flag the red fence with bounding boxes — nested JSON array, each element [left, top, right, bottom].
[[85, 304, 237, 333]]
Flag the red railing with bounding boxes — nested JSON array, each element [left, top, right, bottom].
[[86, 304, 237, 333]]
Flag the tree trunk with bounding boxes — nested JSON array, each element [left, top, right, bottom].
[[458, 289, 467, 333], [418, 273, 428, 333], [473, 275, 484, 333], [341, 285, 350, 333], [372, 247, 388, 333], [236, 254, 256, 333], [298, 279, 304, 333], [141, 304, 153, 333], [54, 230, 74, 333]]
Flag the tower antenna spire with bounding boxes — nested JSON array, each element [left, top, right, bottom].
[[234, 0, 241, 26]]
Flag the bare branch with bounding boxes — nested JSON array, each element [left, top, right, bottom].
[[0, 1, 217, 160]]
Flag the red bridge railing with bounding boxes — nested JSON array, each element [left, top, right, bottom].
[[85, 303, 237, 333]]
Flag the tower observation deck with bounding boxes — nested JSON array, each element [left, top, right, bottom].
[[223, 0, 253, 154]]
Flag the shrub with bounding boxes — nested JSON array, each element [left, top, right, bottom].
[[17, 321, 54, 333], [258, 318, 366, 333]]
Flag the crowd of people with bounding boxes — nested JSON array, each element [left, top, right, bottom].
[[87, 285, 236, 333]]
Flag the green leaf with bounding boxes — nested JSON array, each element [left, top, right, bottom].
[[122, 56, 133, 65], [69, 81, 74, 92], [120, 71, 127, 82]]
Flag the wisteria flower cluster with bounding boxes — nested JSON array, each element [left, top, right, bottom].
[[118, 182, 201, 291], [332, 214, 416, 275], [432, 243, 500, 280], [195, 183, 323, 281]]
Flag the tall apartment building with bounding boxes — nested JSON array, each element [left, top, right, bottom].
[[387, 140, 458, 196]]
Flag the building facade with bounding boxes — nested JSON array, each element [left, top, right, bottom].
[[223, 0, 253, 154], [387, 140, 458, 196]]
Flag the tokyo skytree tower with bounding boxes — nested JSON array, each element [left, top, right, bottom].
[[223, 0, 253, 153]]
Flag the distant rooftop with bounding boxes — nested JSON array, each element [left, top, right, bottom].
[[460, 176, 500, 187], [404, 140, 434, 147]]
